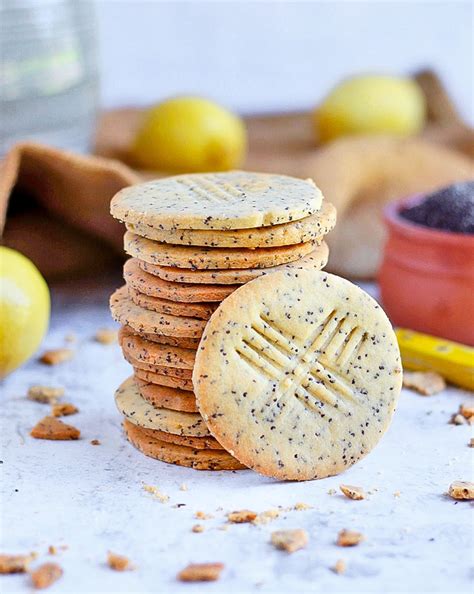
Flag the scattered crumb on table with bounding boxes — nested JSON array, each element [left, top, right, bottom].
[[30, 416, 80, 441], [402, 370, 446, 395], [227, 509, 257, 523], [178, 563, 224, 582], [271, 529, 308, 553], [107, 552, 133, 571], [142, 484, 169, 503], [0, 553, 36, 574], [340, 484, 365, 500], [51, 403, 78, 418], [30, 562, 63, 589], [337, 529, 364, 547], [331, 559, 346, 574], [95, 328, 118, 345], [39, 349, 74, 366], [27, 386, 64, 404], [448, 481, 474, 500]]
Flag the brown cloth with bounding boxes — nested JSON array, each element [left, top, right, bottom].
[[0, 143, 139, 278]]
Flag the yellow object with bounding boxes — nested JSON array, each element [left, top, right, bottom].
[[314, 75, 426, 143], [0, 247, 50, 378], [396, 328, 474, 391], [131, 96, 247, 172]]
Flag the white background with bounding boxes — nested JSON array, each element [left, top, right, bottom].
[[96, 0, 473, 120]]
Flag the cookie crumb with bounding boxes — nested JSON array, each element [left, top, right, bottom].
[[469, 438, 474, 448], [337, 529, 364, 547], [28, 386, 64, 404], [271, 529, 308, 553], [39, 349, 74, 366], [142, 484, 169, 503], [448, 481, 474, 500], [402, 370, 446, 395], [227, 509, 257, 523], [90, 439, 101, 446], [51, 403, 78, 418], [340, 485, 365, 500], [107, 552, 133, 571], [30, 562, 63, 589], [195, 511, 213, 520], [30, 416, 80, 440], [0, 553, 36, 574], [179, 483, 188, 491], [459, 403, 474, 420], [64, 333, 76, 343], [47, 546, 56, 555], [393, 491, 401, 498], [294, 502, 312, 511], [331, 559, 346, 574], [192, 524, 205, 533], [327, 488, 337, 496], [95, 328, 118, 345], [218, 525, 229, 531], [178, 562, 224, 582], [450, 413, 468, 425], [252, 509, 280, 525]]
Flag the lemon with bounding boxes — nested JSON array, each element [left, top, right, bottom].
[[0, 247, 50, 378], [314, 75, 426, 143], [131, 96, 247, 172]]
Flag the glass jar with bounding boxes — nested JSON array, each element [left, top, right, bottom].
[[0, 0, 98, 156]]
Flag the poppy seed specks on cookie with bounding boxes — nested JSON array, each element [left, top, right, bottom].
[[193, 270, 402, 481], [111, 171, 323, 231]]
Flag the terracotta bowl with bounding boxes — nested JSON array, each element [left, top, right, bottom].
[[379, 195, 474, 346]]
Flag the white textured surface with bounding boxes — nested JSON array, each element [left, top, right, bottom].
[[1, 276, 473, 594]]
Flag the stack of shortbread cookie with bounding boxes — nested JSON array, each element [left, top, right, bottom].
[[110, 171, 338, 471]]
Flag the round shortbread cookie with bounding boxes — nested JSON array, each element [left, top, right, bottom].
[[128, 285, 217, 320], [134, 368, 194, 392], [139, 242, 329, 285], [123, 350, 193, 379], [111, 171, 323, 231], [193, 270, 402, 481], [134, 424, 223, 450], [135, 379, 198, 413], [119, 327, 196, 370], [116, 377, 210, 437], [111, 286, 206, 338], [124, 258, 237, 303], [124, 231, 318, 270], [123, 420, 245, 470], [126, 201, 336, 248]]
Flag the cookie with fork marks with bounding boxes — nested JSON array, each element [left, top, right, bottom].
[[193, 270, 402, 481]]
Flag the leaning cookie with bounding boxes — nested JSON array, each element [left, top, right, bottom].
[[193, 270, 402, 481]]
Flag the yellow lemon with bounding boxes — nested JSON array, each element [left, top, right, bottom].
[[314, 75, 426, 143], [0, 247, 50, 378], [131, 96, 247, 172]]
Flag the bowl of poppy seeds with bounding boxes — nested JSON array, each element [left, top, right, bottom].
[[379, 181, 474, 345]]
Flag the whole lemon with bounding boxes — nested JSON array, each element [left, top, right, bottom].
[[314, 75, 426, 143], [131, 96, 247, 172], [0, 247, 50, 378]]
